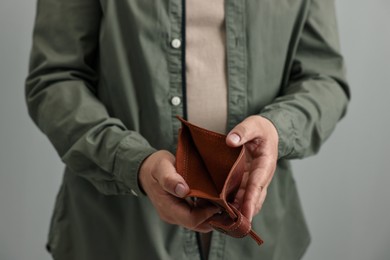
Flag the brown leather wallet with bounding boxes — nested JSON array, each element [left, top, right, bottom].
[[175, 116, 263, 245]]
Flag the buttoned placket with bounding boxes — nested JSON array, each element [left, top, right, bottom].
[[166, 0, 248, 259], [225, 0, 248, 133], [168, 0, 187, 153], [167, 1, 200, 257]]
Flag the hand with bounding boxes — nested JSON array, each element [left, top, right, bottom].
[[139, 150, 220, 232], [226, 115, 279, 222]]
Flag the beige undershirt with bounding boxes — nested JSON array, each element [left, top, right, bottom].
[[186, 0, 228, 134], [185, 0, 227, 259]]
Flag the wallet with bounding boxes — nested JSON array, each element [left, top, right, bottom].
[[175, 116, 263, 245]]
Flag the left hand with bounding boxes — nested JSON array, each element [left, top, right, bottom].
[[226, 115, 279, 222]]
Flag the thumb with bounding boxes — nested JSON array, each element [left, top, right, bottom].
[[142, 150, 190, 198], [173, 181, 190, 198], [226, 117, 259, 147], [226, 132, 242, 147], [158, 170, 190, 198]]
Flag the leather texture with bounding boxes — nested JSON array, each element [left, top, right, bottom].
[[175, 117, 263, 245]]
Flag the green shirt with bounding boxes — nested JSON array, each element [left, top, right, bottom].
[[26, 0, 349, 259]]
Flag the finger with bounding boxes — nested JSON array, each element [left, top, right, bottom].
[[241, 164, 270, 221], [242, 187, 268, 222], [195, 223, 214, 233], [184, 200, 218, 232], [232, 171, 249, 209], [165, 198, 220, 231], [256, 188, 267, 215]]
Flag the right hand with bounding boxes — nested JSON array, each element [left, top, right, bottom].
[[139, 150, 220, 233]]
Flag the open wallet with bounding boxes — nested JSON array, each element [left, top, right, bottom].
[[175, 116, 264, 245]]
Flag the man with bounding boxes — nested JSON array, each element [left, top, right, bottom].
[[26, 0, 349, 259]]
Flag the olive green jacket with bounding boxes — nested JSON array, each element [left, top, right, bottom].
[[26, 0, 349, 259]]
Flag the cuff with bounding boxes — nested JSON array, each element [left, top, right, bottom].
[[113, 133, 157, 197], [259, 108, 295, 159]]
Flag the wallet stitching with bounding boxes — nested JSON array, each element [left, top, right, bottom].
[[224, 207, 251, 238], [183, 132, 189, 181]]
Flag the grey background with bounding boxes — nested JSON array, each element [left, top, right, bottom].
[[0, 0, 389, 259]]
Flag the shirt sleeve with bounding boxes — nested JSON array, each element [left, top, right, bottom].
[[259, 0, 350, 159], [25, 0, 156, 196]]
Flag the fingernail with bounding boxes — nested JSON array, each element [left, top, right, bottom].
[[175, 183, 188, 197], [229, 133, 241, 144]]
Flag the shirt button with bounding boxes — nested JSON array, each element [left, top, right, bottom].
[[171, 38, 181, 49], [131, 189, 138, 197], [171, 96, 181, 106]]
